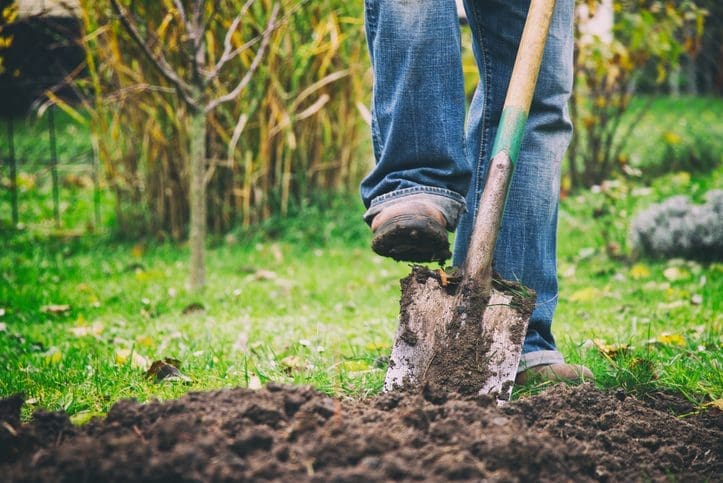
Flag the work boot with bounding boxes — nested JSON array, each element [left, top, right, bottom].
[[515, 363, 593, 385], [370, 200, 450, 263]]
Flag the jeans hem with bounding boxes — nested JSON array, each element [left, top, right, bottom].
[[516, 350, 565, 374]]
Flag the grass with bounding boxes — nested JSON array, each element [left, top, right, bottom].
[[0, 109, 109, 233], [1, 97, 721, 420]]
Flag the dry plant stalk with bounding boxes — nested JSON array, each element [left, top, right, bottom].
[[75, 0, 369, 289]]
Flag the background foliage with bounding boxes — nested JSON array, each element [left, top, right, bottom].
[[77, 0, 369, 239]]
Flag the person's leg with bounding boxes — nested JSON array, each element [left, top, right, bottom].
[[361, 0, 471, 261], [456, 0, 577, 373]]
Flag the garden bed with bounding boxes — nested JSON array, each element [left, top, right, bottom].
[[2, 383, 720, 481]]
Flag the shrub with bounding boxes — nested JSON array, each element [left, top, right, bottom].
[[630, 189, 722, 261]]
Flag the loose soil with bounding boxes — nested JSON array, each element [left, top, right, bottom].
[[2, 384, 720, 482]]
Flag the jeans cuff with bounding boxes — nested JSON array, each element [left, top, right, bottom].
[[363, 188, 467, 230], [516, 350, 565, 374]]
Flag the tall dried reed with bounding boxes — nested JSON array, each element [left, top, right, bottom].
[[76, 0, 369, 238]]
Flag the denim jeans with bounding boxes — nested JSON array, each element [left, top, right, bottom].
[[361, 0, 574, 371]]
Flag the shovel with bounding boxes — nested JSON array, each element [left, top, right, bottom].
[[384, 0, 557, 401]]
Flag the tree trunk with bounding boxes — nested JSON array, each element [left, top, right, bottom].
[[189, 107, 207, 291], [685, 54, 698, 96]]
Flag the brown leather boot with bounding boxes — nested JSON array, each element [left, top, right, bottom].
[[515, 363, 593, 385], [370, 200, 450, 263]]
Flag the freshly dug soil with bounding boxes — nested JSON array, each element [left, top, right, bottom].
[[2, 384, 721, 482]]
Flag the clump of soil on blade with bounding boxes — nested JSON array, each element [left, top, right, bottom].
[[397, 266, 535, 397], [2, 384, 720, 482]]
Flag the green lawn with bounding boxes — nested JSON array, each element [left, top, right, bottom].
[[1, 97, 721, 421]]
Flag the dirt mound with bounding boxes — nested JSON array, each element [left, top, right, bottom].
[[1, 384, 720, 482]]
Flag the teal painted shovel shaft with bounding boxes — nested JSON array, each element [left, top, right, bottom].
[[461, 0, 556, 291]]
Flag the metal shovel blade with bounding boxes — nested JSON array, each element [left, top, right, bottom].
[[384, 267, 534, 401]]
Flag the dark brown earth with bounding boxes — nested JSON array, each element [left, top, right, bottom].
[[2, 384, 721, 482]]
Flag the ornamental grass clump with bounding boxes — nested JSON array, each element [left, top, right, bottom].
[[630, 190, 723, 261]]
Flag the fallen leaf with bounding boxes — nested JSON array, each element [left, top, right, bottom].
[[181, 302, 205, 315], [657, 300, 686, 310], [69, 322, 104, 338], [248, 374, 262, 390], [232, 332, 248, 353], [341, 360, 371, 372], [629, 263, 651, 280], [593, 340, 630, 358], [280, 355, 309, 373], [136, 335, 154, 347], [40, 304, 71, 315], [115, 348, 150, 370], [44, 349, 63, 364], [270, 244, 284, 263], [70, 411, 101, 426], [252, 269, 277, 281], [569, 287, 602, 303], [704, 399, 723, 411], [663, 266, 690, 282], [145, 359, 191, 384], [657, 333, 685, 346], [365, 342, 387, 351], [131, 244, 144, 258], [437, 269, 449, 287], [124, 262, 145, 273]]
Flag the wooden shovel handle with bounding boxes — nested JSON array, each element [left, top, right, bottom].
[[461, 0, 557, 289]]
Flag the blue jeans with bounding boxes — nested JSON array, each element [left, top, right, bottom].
[[361, 0, 574, 371]]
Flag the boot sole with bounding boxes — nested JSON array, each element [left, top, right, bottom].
[[371, 214, 450, 263]]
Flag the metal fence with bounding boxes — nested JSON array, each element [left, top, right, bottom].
[[1, 105, 101, 231]]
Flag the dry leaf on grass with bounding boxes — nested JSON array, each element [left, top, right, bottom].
[[41, 304, 71, 315], [44, 349, 63, 364], [704, 399, 723, 411], [629, 263, 651, 280], [69, 322, 104, 338], [589, 339, 630, 358], [341, 360, 372, 372], [663, 266, 690, 282], [252, 269, 277, 281], [247, 374, 263, 390], [280, 355, 310, 374], [655, 333, 686, 346], [145, 358, 191, 384], [181, 302, 205, 315], [569, 287, 602, 303], [115, 348, 150, 370]]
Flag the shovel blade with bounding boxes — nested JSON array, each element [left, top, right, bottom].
[[384, 268, 532, 401]]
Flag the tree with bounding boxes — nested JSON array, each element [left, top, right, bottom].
[[568, 0, 706, 188], [108, 0, 279, 291]]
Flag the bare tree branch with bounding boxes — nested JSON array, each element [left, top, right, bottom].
[[109, 0, 197, 108], [205, 0, 313, 80], [206, 0, 255, 80], [205, 2, 279, 113], [173, 0, 190, 31]]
